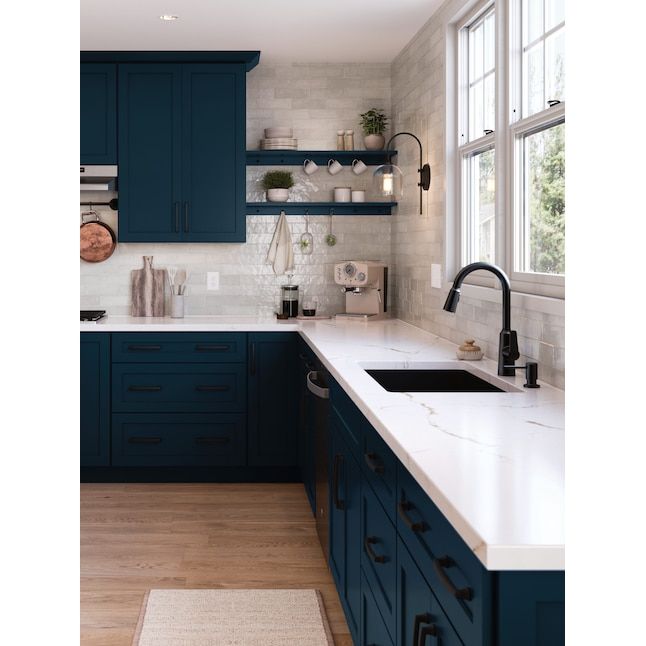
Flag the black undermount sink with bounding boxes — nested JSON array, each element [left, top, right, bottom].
[[365, 369, 504, 393]]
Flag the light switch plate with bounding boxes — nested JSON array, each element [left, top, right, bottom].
[[431, 264, 442, 289], [207, 272, 220, 291]]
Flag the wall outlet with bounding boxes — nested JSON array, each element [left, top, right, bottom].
[[207, 272, 220, 291], [431, 264, 442, 289]]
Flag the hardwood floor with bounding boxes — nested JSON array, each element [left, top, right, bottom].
[[81, 483, 352, 645]]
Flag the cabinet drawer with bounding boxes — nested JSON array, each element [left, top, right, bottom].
[[112, 363, 245, 412], [361, 421, 397, 522], [361, 569, 394, 646], [112, 413, 246, 466], [329, 378, 364, 460], [361, 478, 397, 641], [397, 536, 464, 646], [397, 465, 490, 646], [111, 333, 246, 363]]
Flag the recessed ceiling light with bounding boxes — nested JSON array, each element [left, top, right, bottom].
[[159, 14, 179, 21]]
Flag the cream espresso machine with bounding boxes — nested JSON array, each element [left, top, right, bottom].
[[334, 261, 388, 320]]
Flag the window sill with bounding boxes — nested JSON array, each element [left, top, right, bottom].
[[444, 281, 565, 317]]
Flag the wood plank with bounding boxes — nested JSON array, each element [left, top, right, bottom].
[[81, 483, 351, 645]]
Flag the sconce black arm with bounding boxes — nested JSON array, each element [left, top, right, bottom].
[[385, 132, 431, 214]]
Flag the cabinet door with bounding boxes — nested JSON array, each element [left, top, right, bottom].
[[298, 346, 316, 514], [118, 64, 182, 242], [329, 416, 362, 642], [247, 333, 298, 466], [80, 333, 110, 466], [80, 63, 117, 164], [181, 64, 246, 242], [397, 536, 464, 646]]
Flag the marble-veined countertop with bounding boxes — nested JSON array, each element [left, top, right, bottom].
[[81, 315, 564, 570]]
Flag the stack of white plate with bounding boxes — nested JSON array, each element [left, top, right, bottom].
[[259, 127, 298, 150]]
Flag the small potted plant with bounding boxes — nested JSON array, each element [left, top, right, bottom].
[[262, 170, 294, 202], [359, 108, 388, 150]]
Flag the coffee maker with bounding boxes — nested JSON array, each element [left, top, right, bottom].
[[334, 261, 388, 320]]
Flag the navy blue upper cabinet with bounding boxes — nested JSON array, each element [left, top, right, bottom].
[[247, 333, 298, 466], [118, 63, 246, 243], [118, 64, 182, 242], [80, 333, 110, 466], [80, 64, 117, 164]]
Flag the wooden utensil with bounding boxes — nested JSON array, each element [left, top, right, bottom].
[[131, 256, 166, 317]]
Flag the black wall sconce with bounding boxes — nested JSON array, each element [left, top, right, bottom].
[[373, 131, 431, 215]]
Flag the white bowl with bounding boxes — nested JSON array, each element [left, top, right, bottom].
[[265, 127, 293, 139]]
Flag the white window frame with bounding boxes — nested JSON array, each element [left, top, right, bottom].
[[451, 0, 565, 299]]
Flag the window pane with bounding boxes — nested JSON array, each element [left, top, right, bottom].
[[465, 149, 496, 264], [470, 80, 484, 140], [469, 22, 484, 81], [523, 0, 544, 44], [546, 0, 565, 31], [483, 74, 495, 133], [484, 12, 495, 73], [521, 123, 565, 274], [545, 28, 565, 103], [524, 41, 544, 116]]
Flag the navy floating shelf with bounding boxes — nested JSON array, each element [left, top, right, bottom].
[[246, 201, 396, 215], [246, 150, 395, 166]]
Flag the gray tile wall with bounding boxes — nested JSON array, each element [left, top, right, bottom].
[[390, 2, 565, 388], [80, 62, 392, 318]]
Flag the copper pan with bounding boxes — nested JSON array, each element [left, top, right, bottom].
[[80, 210, 116, 263]]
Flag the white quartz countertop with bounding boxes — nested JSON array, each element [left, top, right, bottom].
[[81, 315, 564, 571]]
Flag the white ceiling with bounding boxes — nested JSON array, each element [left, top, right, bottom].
[[80, 0, 444, 63]]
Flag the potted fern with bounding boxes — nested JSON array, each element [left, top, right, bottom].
[[359, 108, 388, 150], [262, 170, 294, 202]]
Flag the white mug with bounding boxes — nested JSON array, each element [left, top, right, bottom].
[[351, 190, 366, 203], [352, 159, 368, 175], [303, 159, 318, 175], [334, 187, 352, 202], [328, 159, 343, 175]]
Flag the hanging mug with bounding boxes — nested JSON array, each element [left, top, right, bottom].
[[327, 159, 343, 175], [352, 159, 368, 175], [303, 159, 318, 175]]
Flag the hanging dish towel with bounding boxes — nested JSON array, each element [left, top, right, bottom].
[[267, 210, 294, 275]]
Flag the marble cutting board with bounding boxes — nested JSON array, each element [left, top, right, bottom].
[[131, 256, 166, 317]]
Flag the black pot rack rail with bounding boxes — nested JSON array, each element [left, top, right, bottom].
[[80, 198, 119, 210]]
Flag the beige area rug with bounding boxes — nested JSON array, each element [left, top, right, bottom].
[[132, 588, 335, 646]]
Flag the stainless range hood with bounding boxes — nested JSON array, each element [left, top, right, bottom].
[[80, 165, 118, 191]]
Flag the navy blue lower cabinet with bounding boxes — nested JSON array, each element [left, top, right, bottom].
[[111, 363, 246, 413], [361, 477, 398, 641], [361, 569, 395, 646], [496, 571, 564, 646], [298, 339, 317, 514], [80, 333, 111, 466], [247, 333, 298, 466], [329, 412, 362, 643], [112, 413, 246, 467], [397, 536, 463, 646]]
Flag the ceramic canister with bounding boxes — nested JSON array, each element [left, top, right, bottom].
[[334, 187, 352, 202]]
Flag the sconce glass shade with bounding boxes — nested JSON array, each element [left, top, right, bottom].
[[373, 164, 404, 200]]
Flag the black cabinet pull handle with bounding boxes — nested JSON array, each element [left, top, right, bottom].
[[195, 344, 231, 352], [174, 201, 180, 232], [128, 437, 161, 444], [364, 536, 387, 563], [332, 453, 345, 510], [413, 613, 432, 646], [398, 500, 427, 533], [184, 201, 189, 232], [127, 385, 162, 392], [250, 342, 256, 376], [419, 624, 438, 644], [364, 452, 385, 475], [298, 353, 315, 371], [195, 385, 230, 392], [433, 556, 473, 600], [127, 344, 162, 351], [195, 436, 230, 445]]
